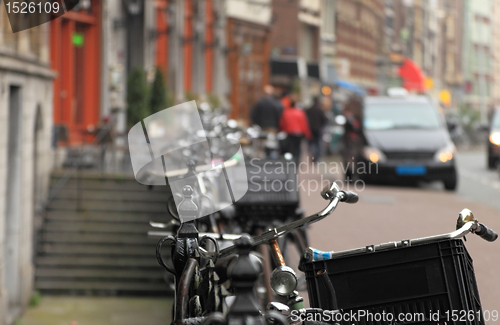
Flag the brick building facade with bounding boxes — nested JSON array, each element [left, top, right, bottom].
[[269, 0, 321, 104], [226, 0, 272, 121], [335, 0, 384, 89]]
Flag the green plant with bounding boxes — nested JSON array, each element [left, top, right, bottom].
[[127, 67, 150, 127], [185, 91, 199, 102], [165, 87, 174, 108], [29, 291, 42, 307], [207, 93, 221, 109], [150, 68, 168, 114]]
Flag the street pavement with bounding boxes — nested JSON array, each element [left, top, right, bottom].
[[19, 297, 171, 325], [300, 148, 500, 317]]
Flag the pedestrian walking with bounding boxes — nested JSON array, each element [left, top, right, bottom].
[[342, 96, 365, 180], [280, 100, 312, 166], [250, 85, 283, 133], [306, 97, 328, 162]]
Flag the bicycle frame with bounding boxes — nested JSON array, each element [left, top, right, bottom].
[[150, 182, 348, 256]]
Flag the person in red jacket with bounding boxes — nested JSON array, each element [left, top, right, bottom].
[[281, 93, 292, 110], [280, 100, 312, 165]]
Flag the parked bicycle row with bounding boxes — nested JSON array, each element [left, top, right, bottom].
[[124, 101, 498, 325]]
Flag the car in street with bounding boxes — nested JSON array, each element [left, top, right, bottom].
[[487, 108, 500, 169], [345, 90, 458, 191]]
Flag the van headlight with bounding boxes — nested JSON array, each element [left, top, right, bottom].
[[490, 132, 500, 145], [362, 147, 386, 163], [434, 144, 456, 163], [270, 266, 297, 296]]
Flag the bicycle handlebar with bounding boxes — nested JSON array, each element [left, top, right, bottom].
[[476, 223, 498, 242], [150, 182, 356, 260], [217, 183, 353, 259], [339, 191, 359, 204], [149, 230, 241, 241], [308, 210, 498, 261]]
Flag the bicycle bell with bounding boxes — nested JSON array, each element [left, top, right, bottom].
[[270, 265, 298, 296], [456, 208, 476, 230]]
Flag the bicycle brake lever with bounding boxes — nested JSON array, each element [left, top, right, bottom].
[[320, 182, 341, 200]]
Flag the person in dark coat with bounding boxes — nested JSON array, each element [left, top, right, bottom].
[[342, 96, 366, 180], [306, 97, 328, 162], [250, 85, 283, 133]]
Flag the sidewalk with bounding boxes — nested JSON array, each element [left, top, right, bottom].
[[18, 297, 172, 325]]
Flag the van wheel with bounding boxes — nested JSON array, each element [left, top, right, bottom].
[[444, 176, 457, 191], [488, 156, 497, 169]]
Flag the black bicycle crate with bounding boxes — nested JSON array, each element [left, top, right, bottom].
[[233, 158, 299, 220], [304, 239, 484, 325]]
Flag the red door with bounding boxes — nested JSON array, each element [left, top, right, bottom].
[[50, 1, 101, 144]]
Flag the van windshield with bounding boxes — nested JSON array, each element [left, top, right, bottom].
[[492, 110, 500, 129], [364, 103, 442, 130]]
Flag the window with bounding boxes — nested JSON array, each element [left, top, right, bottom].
[[322, 0, 335, 38], [299, 23, 317, 61], [364, 102, 442, 130]]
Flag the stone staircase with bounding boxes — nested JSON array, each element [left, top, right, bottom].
[[35, 170, 172, 295]]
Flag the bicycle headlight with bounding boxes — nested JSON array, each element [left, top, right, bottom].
[[490, 132, 500, 145], [362, 146, 386, 163], [434, 143, 456, 163], [270, 266, 297, 296]]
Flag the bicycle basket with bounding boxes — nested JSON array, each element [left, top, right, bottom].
[[303, 239, 484, 325], [233, 158, 300, 221]]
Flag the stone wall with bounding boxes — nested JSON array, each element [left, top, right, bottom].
[[0, 9, 54, 325]]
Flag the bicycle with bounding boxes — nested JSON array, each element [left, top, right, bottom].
[[152, 182, 357, 324], [151, 155, 309, 307], [160, 182, 497, 325]]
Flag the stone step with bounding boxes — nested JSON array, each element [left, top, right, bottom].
[[35, 170, 174, 296], [50, 177, 167, 192], [39, 243, 157, 256], [40, 232, 158, 245], [36, 256, 159, 268], [43, 221, 153, 234], [52, 169, 135, 180], [45, 210, 169, 223], [50, 182, 163, 192], [52, 188, 169, 202], [47, 199, 167, 213], [35, 268, 164, 280], [35, 280, 168, 293]]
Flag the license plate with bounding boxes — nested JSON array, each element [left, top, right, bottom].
[[396, 165, 427, 175]]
